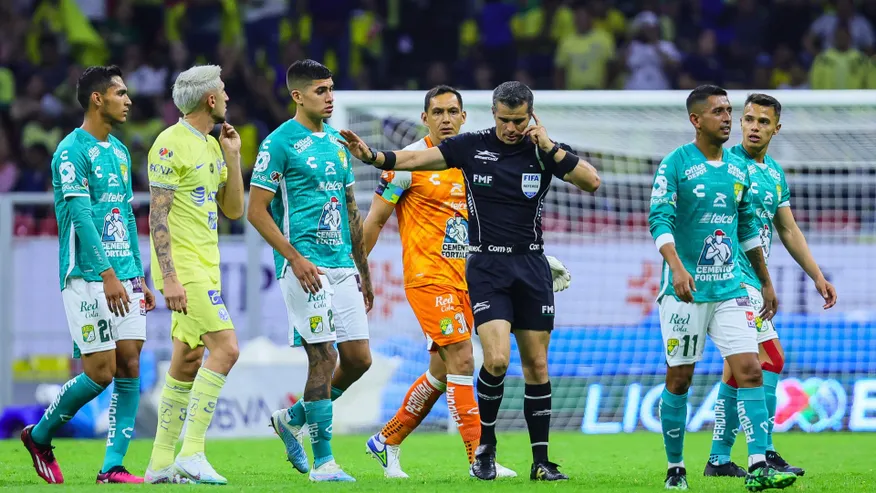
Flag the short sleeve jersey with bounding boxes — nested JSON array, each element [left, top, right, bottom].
[[436, 128, 577, 250], [648, 143, 761, 303], [728, 144, 792, 290], [147, 119, 228, 290], [250, 120, 356, 278], [52, 128, 141, 289], [375, 136, 468, 289]]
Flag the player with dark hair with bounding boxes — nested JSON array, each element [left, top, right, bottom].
[[362, 85, 520, 479], [341, 81, 599, 482], [649, 85, 798, 491], [21, 65, 155, 484], [704, 93, 837, 479], [248, 59, 374, 482]]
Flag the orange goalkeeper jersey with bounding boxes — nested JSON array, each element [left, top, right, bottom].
[[374, 136, 469, 289]]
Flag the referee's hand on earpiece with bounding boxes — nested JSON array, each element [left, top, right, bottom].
[[523, 113, 554, 152]]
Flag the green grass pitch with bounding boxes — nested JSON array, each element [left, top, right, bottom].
[[2, 432, 875, 491]]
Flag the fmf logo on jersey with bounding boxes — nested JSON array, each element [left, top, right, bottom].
[[442, 217, 468, 259], [473, 174, 493, 186], [522, 173, 541, 198], [696, 230, 734, 282], [158, 148, 173, 160], [541, 305, 555, 315]]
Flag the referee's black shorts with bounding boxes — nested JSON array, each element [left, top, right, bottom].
[[465, 243, 555, 332]]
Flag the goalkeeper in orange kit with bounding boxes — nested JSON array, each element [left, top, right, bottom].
[[362, 85, 570, 479]]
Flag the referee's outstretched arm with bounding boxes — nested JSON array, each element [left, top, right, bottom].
[[340, 129, 448, 171]]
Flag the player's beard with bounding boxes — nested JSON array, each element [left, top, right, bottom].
[[211, 108, 226, 124]]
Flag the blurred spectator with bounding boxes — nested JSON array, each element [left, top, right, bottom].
[[678, 29, 724, 89], [307, 0, 353, 87], [243, 0, 288, 68], [554, 5, 614, 90], [0, 131, 19, 193], [13, 144, 51, 192], [10, 74, 49, 124], [623, 11, 680, 90], [767, 0, 815, 53], [101, 0, 141, 64], [478, 0, 518, 85], [21, 112, 63, 153], [122, 96, 165, 189], [590, 0, 627, 42], [513, 0, 574, 88], [810, 24, 869, 89], [225, 101, 268, 173], [806, 0, 875, 54], [124, 47, 168, 98]]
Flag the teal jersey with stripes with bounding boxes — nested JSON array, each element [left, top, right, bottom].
[[250, 120, 356, 277], [728, 144, 792, 290], [52, 128, 142, 289], [648, 142, 761, 302]]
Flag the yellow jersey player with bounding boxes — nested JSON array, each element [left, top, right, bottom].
[[143, 65, 244, 484]]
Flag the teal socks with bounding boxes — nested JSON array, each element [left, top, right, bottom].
[[709, 382, 739, 465], [32, 373, 106, 445], [737, 386, 769, 465], [287, 386, 344, 427], [763, 371, 780, 452], [660, 388, 688, 464], [101, 378, 140, 473], [304, 399, 334, 468]]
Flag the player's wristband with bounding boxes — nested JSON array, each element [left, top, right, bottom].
[[364, 147, 378, 164], [376, 151, 397, 171]]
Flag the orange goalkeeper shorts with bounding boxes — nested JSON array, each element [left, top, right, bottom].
[[405, 285, 473, 352]]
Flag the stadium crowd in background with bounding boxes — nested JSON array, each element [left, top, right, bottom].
[[1, 0, 875, 233]]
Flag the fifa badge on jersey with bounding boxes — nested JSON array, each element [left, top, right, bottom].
[[734, 182, 744, 203], [310, 316, 324, 334], [120, 164, 129, 183], [521, 173, 541, 198], [439, 317, 454, 336], [82, 325, 96, 343], [140, 299, 146, 316], [666, 338, 679, 357], [338, 150, 348, 169], [746, 311, 757, 329]]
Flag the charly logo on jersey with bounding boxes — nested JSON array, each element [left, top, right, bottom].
[[317, 196, 343, 245], [101, 207, 131, 257], [521, 173, 541, 198], [474, 150, 500, 161], [442, 216, 468, 259], [695, 229, 734, 282]]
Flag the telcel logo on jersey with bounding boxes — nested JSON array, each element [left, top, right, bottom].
[[317, 181, 344, 192], [99, 192, 126, 203], [699, 213, 736, 224]]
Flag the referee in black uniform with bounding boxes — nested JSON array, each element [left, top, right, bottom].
[[341, 82, 600, 481]]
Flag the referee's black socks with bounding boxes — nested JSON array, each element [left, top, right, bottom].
[[524, 381, 552, 463], [476, 366, 505, 446]]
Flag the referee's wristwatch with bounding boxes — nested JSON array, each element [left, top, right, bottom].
[[545, 142, 561, 159]]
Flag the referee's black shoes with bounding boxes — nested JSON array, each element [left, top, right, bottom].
[[470, 444, 497, 480], [530, 461, 568, 481]]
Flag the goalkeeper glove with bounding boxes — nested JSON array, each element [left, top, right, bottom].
[[546, 255, 571, 292]]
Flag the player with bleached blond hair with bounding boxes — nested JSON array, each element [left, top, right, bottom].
[[143, 65, 244, 484]]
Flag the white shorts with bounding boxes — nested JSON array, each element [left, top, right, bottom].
[[62, 277, 147, 357], [745, 284, 779, 344], [658, 295, 758, 367], [279, 267, 369, 347]]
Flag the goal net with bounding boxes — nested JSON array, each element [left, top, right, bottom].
[[334, 90, 876, 434]]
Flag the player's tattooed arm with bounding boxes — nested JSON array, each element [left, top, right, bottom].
[[149, 186, 176, 278], [302, 342, 338, 401], [346, 186, 374, 311]]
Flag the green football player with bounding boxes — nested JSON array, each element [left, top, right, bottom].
[[246, 59, 374, 482], [705, 93, 837, 478], [648, 85, 798, 491], [21, 65, 155, 484]]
